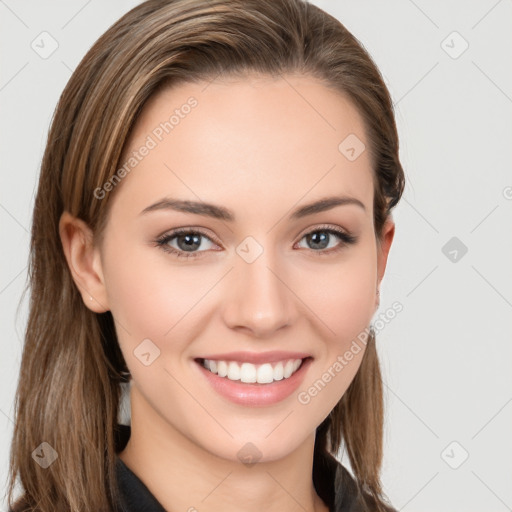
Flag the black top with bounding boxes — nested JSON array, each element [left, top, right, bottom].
[[115, 454, 167, 512], [113, 424, 390, 512]]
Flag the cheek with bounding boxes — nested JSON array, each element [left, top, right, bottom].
[[101, 239, 187, 343], [293, 246, 377, 343], [101, 239, 218, 366], [293, 252, 376, 414]]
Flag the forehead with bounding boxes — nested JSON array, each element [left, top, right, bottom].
[[111, 73, 374, 223]]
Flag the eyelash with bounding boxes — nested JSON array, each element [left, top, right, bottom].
[[154, 225, 358, 259]]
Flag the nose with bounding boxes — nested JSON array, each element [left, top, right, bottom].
[[222, 248, 296, 338]]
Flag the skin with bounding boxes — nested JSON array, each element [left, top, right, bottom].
[[60, 73, 394, 512]]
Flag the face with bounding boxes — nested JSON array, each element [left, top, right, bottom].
[[66, 73, 394, 463]]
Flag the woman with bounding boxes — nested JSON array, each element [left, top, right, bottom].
[[7, 0, 405, 511]]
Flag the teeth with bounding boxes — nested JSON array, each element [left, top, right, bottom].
[[273, 362, 284, 381], [217, 360, 228, 377], [240, 362, 257, 383], [202, 358, 304, 384], [227, 361, 240, 381]]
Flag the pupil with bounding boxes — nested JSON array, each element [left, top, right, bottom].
[[179, 234, 201, 251], [309, 232, 328, 250]]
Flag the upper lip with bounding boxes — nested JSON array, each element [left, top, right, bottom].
[[196, 351, 312, 364]]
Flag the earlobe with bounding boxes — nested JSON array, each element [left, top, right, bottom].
[[58, 211, 110, 313]]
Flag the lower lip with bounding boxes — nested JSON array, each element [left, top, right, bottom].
[[194, 357, 313, 407]]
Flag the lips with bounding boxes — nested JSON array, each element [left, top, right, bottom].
[[193, 353, 314, 406]]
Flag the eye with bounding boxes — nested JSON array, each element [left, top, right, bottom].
[[296, 225, 357, 254], [155, 228, 218, 259], [154, 224, 358, 260]]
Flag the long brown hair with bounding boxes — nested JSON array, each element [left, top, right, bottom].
[[7, 1, 404, 510]]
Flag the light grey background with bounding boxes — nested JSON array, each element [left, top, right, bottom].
[[1, 1, 511, 511]]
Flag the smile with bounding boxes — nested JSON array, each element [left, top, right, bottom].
[[200, 357, 304, 384], [194, 356, 314, 407]]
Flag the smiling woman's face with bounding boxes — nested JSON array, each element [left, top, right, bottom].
[[74, 73, 394, 462]]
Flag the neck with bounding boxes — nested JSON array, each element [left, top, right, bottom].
[[118, 384, 330, 512]]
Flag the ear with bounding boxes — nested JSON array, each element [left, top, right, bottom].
[[375, 216, 395, 307], [59, 211, 110, 313]]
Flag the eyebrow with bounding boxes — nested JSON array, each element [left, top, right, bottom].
[[139, 195, 366, 221]]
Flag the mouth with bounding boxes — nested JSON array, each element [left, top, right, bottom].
[[194, 356, 312, 385], [193, 356, 314, 406]]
